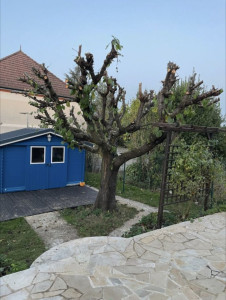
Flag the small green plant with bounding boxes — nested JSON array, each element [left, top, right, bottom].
[[0, 254, 11, 276], [0, 254, 28, 277], [123, 213, 158, 238]]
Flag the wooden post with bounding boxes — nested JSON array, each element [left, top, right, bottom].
[[157, 130, 172, 228]]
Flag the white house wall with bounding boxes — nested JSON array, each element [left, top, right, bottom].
[[0, 90, 40, 133], [0, 90, 85, 134]]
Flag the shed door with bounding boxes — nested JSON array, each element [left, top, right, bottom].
[[3, 146, 26, 192], [28, 146, 48, 190], [28, 146, 67, 190], [48, 146, 67, 188]]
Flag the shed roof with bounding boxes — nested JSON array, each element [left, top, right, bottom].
[[0, 128, 60, 147], [0, 50, 71, 98]]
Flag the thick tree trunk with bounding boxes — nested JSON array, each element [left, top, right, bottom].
[[94, 152, 119, 211]]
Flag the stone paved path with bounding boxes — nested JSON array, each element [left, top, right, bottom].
[[1, 212, 225, 299]]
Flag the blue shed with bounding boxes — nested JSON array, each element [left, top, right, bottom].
[[0, 128, 85, 193]]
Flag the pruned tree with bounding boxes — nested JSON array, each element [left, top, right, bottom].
[[19, 38, 223, 210]]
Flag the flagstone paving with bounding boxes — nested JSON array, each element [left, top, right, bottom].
[[0, 212, 225, 299]]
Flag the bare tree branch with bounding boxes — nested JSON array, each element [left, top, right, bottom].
[[114, 133, 167, 168], [158, 62, 179, 121]]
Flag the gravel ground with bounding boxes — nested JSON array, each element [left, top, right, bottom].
[[25, 211, 79, 249]]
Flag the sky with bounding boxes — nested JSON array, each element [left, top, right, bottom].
[[1, 0, 225, 118]]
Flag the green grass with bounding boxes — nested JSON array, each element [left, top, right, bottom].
[[60, 204, 138, 237], [85, 172, 160, 207], [0, 218, 46, 276]]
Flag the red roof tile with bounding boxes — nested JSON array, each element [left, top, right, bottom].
[[0, 50, 70, 98]]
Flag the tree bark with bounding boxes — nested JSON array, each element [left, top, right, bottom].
[[94, 152, 119, 210]]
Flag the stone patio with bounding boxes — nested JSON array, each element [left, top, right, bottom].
[[0, 212, 225, 299]]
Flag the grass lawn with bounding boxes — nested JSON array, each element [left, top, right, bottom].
[[0, 218, 46, 276], [85, 172, 160, 207], [60, 204, 138, 237]]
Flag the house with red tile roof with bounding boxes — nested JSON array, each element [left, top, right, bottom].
[[0, 50, 82, 133]]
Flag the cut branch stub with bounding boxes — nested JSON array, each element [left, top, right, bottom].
[[139, 83, 142, 98]]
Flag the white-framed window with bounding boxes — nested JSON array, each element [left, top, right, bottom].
[[30, 146, 46, 164], [51, 146, 65, 163]]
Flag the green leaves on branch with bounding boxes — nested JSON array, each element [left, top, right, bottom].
[[165, 116, 174, 123], [175, 113, 184, 124], [56, 104, 65, 111], [106, 36, 123, 52], [153, 127, 163, 138], [79, 94, 90, 110], [112, 37, 123, 51], [76, 84, 97, 119]]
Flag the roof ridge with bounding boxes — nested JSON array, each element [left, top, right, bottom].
[[0, 50, 22, 62], [0, 50, 71, 97], [0, 50, 67, 86]]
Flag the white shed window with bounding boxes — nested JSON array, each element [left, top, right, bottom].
[[30, 147, 45, 164], [51, 147, 65, 163]]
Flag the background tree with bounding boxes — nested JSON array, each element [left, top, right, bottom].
[[20, 38, 223, 210], [124, 77, 226, 190]]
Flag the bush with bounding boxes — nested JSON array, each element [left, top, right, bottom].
[[123, 213, 158, 238], [125, 152, 163, 190]]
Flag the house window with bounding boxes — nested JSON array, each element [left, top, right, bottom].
[[30, 147, 45, 164], [51, 147, 65, 163]]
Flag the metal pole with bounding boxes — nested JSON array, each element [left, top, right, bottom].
[[20, 112, 29, 128], [157, 131, 172, 229], [210, 181, 214, 208]]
